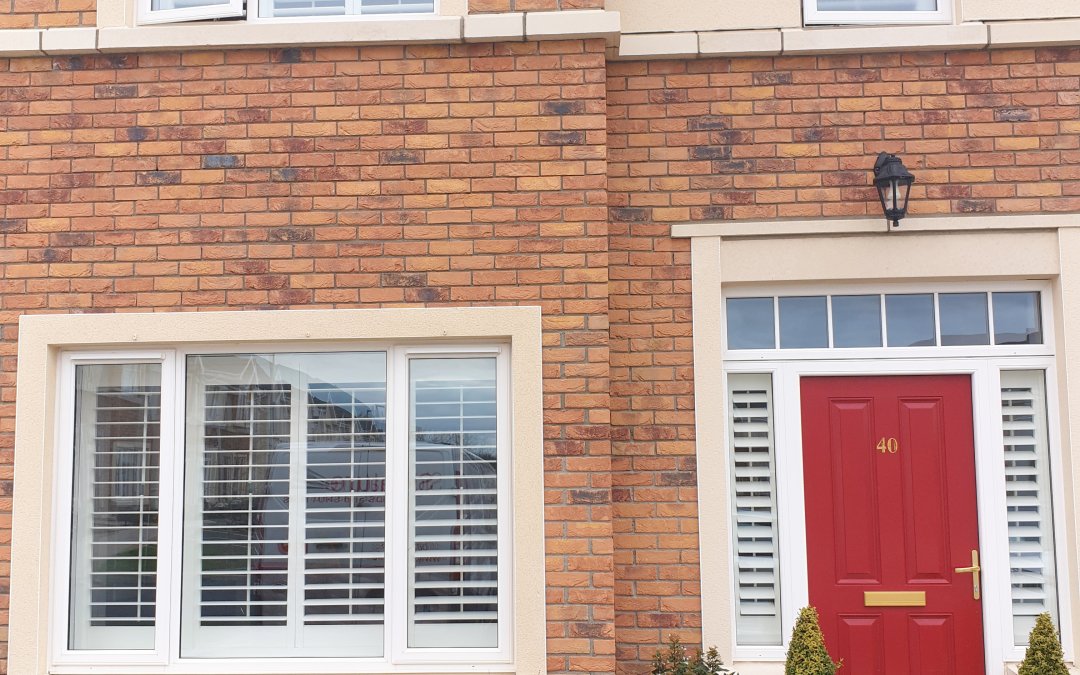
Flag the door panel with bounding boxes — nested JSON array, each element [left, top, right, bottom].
[[802, 375, 985, 674]]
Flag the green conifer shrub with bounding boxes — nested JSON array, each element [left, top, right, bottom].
[[1019, 612, 1068, 675], [784, 607, 840, 675], [651, 636, 731, 675]]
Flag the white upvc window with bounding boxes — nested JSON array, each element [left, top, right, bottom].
[[136, 0, 435, 24], [803, 0, 951, 25], [56, 344, 512, 670], [137, 0, 244, 25]]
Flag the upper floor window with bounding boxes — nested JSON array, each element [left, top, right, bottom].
[[139, 0, 434, 24], [803, 0, 951, 25]]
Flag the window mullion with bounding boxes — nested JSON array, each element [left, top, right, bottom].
[[288, 361, 307, 651], [388, 347, 411, 661]]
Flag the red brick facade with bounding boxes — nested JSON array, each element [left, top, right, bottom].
[[0, 0, 94, 28], [2, 31, 1080, 675]]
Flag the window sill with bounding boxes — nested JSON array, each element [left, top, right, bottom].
[[49, 663, 517, 675], [0, 9, 619, 55]]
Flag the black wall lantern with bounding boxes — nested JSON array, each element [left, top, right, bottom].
[[873, 152, 915, 228]]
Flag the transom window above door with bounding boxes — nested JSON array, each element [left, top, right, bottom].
[[726, 290, 1045, 352]]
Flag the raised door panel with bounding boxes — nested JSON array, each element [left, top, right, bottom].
[[828, 399, 881, 584], [898, 398, 952, 584], [837, 614, 885, 674], [908, 615, 957, 675]]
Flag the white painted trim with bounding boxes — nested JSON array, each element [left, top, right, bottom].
[[136, 0, 243, 25], [671, 213, 1080, 239]]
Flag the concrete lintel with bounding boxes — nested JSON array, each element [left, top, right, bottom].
[[464, 12, 524, 42], [0, 29, 43, 56], [780, 22, 988, 54], [699, 28, 782, 56], [525, 9, 621, 43], [617, 31, 698, 59], [41, 27, 99, 54]]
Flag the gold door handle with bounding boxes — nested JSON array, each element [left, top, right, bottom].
[[954, 549, 981, 600]]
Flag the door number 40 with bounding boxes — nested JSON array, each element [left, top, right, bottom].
[[876, 437, 899, 454]]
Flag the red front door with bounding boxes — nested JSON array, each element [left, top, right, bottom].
[[801, 375, 985, 674]]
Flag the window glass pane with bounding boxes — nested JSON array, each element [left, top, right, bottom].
[[779, 296, 828, 349], [728, 374, 782, 646], [727, 298, 775, 350], [183, 352, 386, 658], [940, 293, 990, 346], [994, 292, 1043, 345], [70, 363, 161, 650], [817, 0, 936, 10], [885, 294, 936, 347], [1001, 371, 1058, 645], [152, 0, 230, 9], [265, 0, 346, 17], [409, 357, 499, 649], [360, 0, 435, 13], [831, 295, 882, 348]]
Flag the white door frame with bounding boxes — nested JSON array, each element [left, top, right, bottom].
[[722, 355, 1072, 669]]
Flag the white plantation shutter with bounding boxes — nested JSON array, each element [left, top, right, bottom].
[[409, 358, 500, 648], [70, 363, 162, 651], [197, 382, 292, 630], [1001, 370, 1059, 645], [727, 373, 782, 646], [303, 379, 387, 644], [183, 353, 387, 658]]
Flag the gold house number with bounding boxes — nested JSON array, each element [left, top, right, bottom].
[[876, 437, 899, 454]]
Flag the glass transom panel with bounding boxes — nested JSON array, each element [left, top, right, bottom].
[[725, 290, 1044, 351]]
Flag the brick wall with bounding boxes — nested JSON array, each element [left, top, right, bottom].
[[0, 0, 94, 28], [607, 47, 1080, 671], [0, 40, 613, 674], [468, 0, 604, 14]]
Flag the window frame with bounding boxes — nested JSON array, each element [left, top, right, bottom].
[[802, 0, 952, 25], [52, 342, 513, 672], [8, 307, 544, 675], [136, 0, 244, 25]]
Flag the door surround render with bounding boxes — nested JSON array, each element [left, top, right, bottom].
[[683, 223, 1080, 673]]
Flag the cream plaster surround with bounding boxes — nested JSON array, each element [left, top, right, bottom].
[[686, 218, 1080, 674], [963, 0, 1080, 21], [8, 306, 546, 675]]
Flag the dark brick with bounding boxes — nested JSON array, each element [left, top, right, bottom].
[[229, 108, 271, 123], [569, 489, 610, 504], [541, 100, 586, 115], [268, 227, 314, 242], [274, 48, 305, 63], [995, 107, 1034, 122], [382, 149, 423, 165], [247, 275, 289, 290], [659, 471, 697, 486], [271, 168, 301, 182], [94, 84, 139, 99], [754, 71, 793, 85], [687, 116, 729, 131], [539, 131, 586, 146], [202, 154, 243, 169], [547, 440, 585, 456], [649, 89, 687, 104], [836, 69, 882, 83], [712, 160, 753, 174], [693, 206, 731, 220], [52, 56, 90, 71], [381, 272, 427, 287], [609, 207, 650, 222], [957, 199, 994, 213], [124, 126, 151, 142], [137, 171, 182, 186], [30, 248, 71, 263], [384, 120, 428, 134], [53, 232, 93, 246], [0, 219, 26, 233], [690, 145, 732, 160]]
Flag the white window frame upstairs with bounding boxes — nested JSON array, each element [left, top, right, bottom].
[[137, 0, 243, 25], [50, 342, 514, 675], [802, 0, 952, 25]]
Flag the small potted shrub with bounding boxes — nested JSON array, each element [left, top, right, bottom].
[[1018, 612, 1068, 675], [651, 636, 736, 675], [785, 607, 840, 675]]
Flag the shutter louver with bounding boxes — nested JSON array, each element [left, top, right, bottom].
[[304, 381, 387, 628], [70, 363, 161, 650], [727, 373, 782, 646], [1001, 370, 1059, 645], [409, 358, 499, 648], [199, 383, 292, 627]]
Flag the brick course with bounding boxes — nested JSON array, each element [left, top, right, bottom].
[[0, 0, 94, 28]]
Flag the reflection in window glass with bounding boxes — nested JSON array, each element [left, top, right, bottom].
[[727, 298, 775, 350], [885, 294, 936, 347], [940, 293, 990, 346], [779, 297, 828, 349], [994, 292, 1043, 345], [831, 295, 882, 348]]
